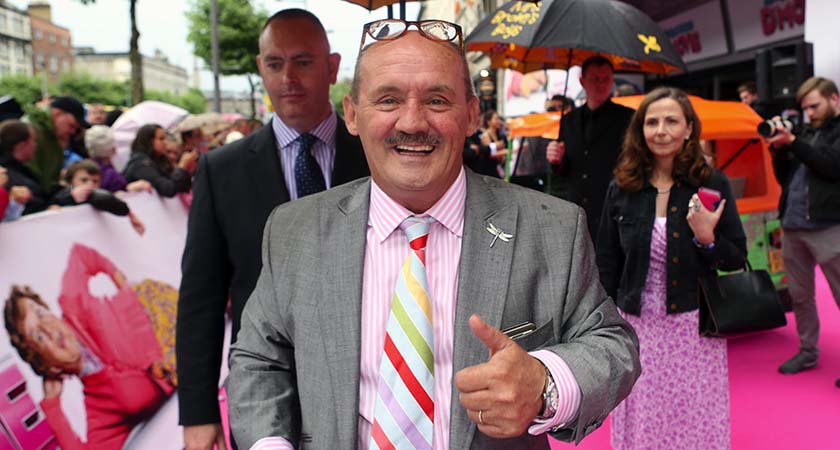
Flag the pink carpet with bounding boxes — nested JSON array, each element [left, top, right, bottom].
[[552, 268, 839, 450]]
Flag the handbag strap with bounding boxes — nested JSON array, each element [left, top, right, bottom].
[[742, 259, 753, 272]]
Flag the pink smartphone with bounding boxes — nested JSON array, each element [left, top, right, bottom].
[[697, 187, 722, 211]]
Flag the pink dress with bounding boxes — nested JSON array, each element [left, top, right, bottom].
[[610, 218, 731, 450]]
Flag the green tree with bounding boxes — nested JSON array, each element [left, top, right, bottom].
[[0, 74, 51, 107], [80, 0, 143, 105], [57, 72, 129, 106], [145, 88, 207, 114], [186, 0, 267, 118], [330, 79, 352, 117], [178, 88, 208, 114]]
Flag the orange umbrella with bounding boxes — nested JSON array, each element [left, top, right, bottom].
[[343, 0, 423, 18], [506, 112, 562, 139], [612, 95, 763, 140], [343, 0, 421, 8], [508, 96, 765, 140], [507, 96, 780, 214]]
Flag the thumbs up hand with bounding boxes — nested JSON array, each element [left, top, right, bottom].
[[454, 315, 547, 438]]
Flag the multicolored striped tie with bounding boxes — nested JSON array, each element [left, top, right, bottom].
[[370, 216, 435, 450]]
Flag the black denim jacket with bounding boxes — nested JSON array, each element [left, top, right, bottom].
[[596, 170, 747, 315]]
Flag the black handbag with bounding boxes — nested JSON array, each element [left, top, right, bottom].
[[698, 261, 787, 338]]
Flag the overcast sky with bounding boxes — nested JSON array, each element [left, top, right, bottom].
[[9, 0, 421, 93]]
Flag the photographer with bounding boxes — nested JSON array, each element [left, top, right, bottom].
[[765, 77, 840, 386]]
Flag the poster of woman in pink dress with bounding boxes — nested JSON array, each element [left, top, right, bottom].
[[3, 243, 177, 450]]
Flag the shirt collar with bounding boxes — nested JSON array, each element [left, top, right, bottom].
[[583, 99, 613, 116], [272, 106, 337, 150], [368, 167, 467, 243]]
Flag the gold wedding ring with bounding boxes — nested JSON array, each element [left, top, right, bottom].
[[478, 409, 484, 425]]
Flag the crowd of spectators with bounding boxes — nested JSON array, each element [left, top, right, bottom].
[[0, 97, 257, 225]]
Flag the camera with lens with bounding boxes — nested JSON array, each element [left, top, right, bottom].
[[757, 118, 793, 137]]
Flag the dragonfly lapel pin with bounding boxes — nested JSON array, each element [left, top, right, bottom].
[[486, 222, 513, 248]]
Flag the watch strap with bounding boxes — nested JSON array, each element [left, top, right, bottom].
[[537, 364, 558, 419]]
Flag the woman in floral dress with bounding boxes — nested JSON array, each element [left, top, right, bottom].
[[597, 87, 747, 450]]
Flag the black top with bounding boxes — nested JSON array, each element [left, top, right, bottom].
[[596, 170, 747, 315], [51, 187, 130, 216], [122, 152, 191, 197], [771, 114, 840, 223], [548, 100, 635, 241], [0, 153, 47, 215], [463, 130, 503, 178]]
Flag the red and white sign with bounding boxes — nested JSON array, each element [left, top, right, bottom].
[[659, 1, 729, 63], [728, 0, 806, 51]]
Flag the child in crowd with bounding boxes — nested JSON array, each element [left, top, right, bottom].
[[51, 159, 145, 235]]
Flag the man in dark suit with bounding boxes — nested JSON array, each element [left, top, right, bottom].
[[176, 9, 369, 450], [546, 57, 634, 241]]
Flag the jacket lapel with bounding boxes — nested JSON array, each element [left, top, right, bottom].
[[246, 124, 289, 207], [331, 113, 369, 186], [318, 180, 371, 448], [449, 171, 518, 449]]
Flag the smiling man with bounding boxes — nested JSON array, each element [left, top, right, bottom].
[[227, 20, 640, 450], [176, 9, 369, 450]]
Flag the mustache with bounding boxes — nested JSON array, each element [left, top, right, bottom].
[[385, 132, 442, 146]]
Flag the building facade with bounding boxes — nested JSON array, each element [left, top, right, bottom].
[[0, 2, 33, 76], [74, 48, 190, 95], [419, 0, 500, 111], [28, 1, 72, 83]]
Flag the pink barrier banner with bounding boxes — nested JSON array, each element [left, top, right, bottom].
[[0, 192, 188, 450]]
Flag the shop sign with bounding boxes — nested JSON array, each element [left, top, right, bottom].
[[728, 0, 805, 51], [659, 1, 728, 63]]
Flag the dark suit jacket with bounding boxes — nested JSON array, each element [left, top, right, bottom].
[[547, 100, 634, 240], [176, 115, 369, 426]]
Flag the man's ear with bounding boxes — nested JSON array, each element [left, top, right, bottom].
[[466, 95, 480, 136], [328, 53, 341, 84], [343, 95, 359, 136], [256, 54, 264, 78]]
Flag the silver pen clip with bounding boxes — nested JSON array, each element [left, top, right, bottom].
[[502, 321, 536, 340]]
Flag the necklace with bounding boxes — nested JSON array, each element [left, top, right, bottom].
[[657, 188, 671, 195]]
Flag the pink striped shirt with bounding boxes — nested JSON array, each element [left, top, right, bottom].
[[251, 168, 581, 450]]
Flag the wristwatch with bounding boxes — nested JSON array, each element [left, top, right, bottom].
[[537, 365, 559, 420]]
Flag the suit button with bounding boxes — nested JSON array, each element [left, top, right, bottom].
[[670, 206, 678, 213], [582, 197, 589, 204], [670, 303, 678, 311], [582, 173, 588, 179], [672, 280, 679, 287], [672, 257, 680, 264], [673, 232, 680, 239]]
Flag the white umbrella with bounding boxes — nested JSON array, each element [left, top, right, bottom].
[[111, 101, 188, 171]]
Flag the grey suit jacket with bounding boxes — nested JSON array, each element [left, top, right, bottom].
[[228, 169, 640, 449]]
